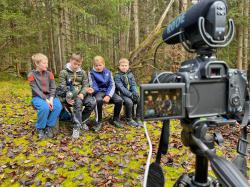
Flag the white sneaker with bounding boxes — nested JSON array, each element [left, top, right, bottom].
[[72, 128, 80, 139]]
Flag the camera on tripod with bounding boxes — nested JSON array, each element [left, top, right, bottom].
[[140, 0, 250, 187]]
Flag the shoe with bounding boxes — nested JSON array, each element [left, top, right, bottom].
[[93, 122, 102, 132], [45, 127, 54, 138], [135, 119, 143, 127], [110, 119, 123, 128], [127, 119, 139, 127], [81, 123, 89, 131], [37, 129, 46, 140], [72, 128, 80, 139]]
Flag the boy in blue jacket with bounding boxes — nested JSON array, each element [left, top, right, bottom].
[[114, 58, 142, 127], [90, 56, 123, 132]]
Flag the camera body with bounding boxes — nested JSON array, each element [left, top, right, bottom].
[[143, 1, 250, 186], [140, 0, 248, 121], [172, 55, 247, 118]]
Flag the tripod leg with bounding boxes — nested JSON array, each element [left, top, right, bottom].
[[156, 120, 170, 163]]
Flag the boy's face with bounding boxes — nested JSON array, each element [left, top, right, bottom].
[[119, 62, 129, 73], [36, 59, 48, 71], [70, 59, 82, 72], [94, 61, 105, 72]]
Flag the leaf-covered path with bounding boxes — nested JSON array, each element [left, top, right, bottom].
[[0, 75, 249, 186]]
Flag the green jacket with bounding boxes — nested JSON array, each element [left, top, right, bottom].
[[59, 63, 89, 97]]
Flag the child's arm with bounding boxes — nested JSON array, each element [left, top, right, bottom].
[[79, 71, 89, 97], [59, 70, 67, 89], [130, 73, 138, 94], [114, 73, 132, 97], [89, 72, 99, 94], [106, 72, 115, 97], [28, 72, 46, 100], [48, 72, 56, 100]]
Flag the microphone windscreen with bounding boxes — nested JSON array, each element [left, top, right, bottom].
[[162, 0, 226, 44]]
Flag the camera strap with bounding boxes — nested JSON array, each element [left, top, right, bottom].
[[237, 90, 249, 156], [233, 91, 249, 177]]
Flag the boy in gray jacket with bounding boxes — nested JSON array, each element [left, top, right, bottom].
[[28, 53, 62, 140]]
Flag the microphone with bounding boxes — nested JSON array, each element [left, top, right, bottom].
[[162, 0, 228, 48]]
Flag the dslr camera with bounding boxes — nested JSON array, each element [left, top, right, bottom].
[[140, 0, 249, 187]]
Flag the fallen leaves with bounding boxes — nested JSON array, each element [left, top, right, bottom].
[[0, 79, 249, 186]]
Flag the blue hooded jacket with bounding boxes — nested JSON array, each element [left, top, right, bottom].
[[89, 68, 115, 97]]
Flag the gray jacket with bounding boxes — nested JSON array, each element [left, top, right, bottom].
[[28, 70, 56, 100]]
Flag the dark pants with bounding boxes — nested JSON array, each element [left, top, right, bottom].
[[121, 95, 141, 120], [71, 95, 96, 128], [95, 92, 123, 122]]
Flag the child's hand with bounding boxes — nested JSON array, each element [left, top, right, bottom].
[[131, 92, 139, 102], [103, 96, 110, 103], [86, 87, 94, 94], [78, 93, 84, 100], [67, 99, 75, 105], [46, 99, 53, 111]]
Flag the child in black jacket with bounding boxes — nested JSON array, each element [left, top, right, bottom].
[[114, 58, 142, 127]]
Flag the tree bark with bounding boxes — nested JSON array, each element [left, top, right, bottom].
[[129, 0, 175, 65], [243, 0, 249, 70], [236, 2, 244, 70], [133, 0, 139, 48]]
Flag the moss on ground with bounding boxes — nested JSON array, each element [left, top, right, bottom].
[[0, 73, 249, 186]]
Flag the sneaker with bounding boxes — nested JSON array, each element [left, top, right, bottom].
[[110, 119, 123, 128], [45, 127, 54, 138], [127, 119, 139, 127], [37, 129, 46, 140], [81, 123, 89, 131], [135, 119, 143, 127], [93, 122, 102, 132], [72, 128, 80, 139]]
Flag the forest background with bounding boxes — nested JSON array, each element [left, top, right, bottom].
[[0, 0, 249, 78], [0, 0, 249, 186]]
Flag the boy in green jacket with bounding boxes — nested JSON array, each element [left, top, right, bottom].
[[59, 53, 96, 138]]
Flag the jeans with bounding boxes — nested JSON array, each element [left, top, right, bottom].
[[32, 97, 62, 129]]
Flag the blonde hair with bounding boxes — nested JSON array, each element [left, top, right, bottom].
[[118, 58, 129, 65], [31, 53, 48, 66], [70, 53, 83, 63], [93, 56, 105, 65]]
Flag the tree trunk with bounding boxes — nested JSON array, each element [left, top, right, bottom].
[[119, 4, 128, 58], [133, 0, 139, 48], [129, 0, 175, 65], [126, 2, 132, 55], [59, 0, 66, 68], [236, 2, 244, 70], [243, 0, 249, 70]]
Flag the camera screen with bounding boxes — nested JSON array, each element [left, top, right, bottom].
[[140, 83, 185, 121]]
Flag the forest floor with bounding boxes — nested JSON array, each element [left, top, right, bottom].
[[0, 73, 249, 187]]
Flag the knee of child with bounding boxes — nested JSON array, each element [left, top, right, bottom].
[[40, 104, 50, 113], [89, 98, 97, 108], [96, 97, 103, 104], [55, 102, 63, 111], [124, 99, 133, 107], [117, 97, 123, 104]]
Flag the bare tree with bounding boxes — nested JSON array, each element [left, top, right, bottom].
[[133, 0, 139, 48], [243, 0, 249, 70], [236, 2, 244, 70], [129, 0, 175, 65]]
